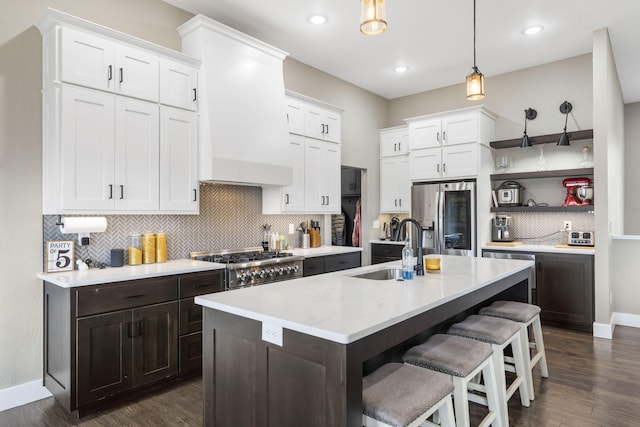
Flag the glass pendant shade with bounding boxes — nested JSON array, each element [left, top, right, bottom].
[[360, 0, 387, 35], [466, 67, 485, 100]]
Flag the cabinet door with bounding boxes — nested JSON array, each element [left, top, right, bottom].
[[304, 139, 324, 212], [282, 133, 306, 212], [159, 58, 198, 111], [442, 144, 478, 178], [322, 142, 341, 212], [160, 107, 199, 212], [409, 118, 441, 150], [114, 44, 159, 102], [380, 158, 398, 212], [396, 156, 411, 211], [286, 97, 306, 135], [537, 254, 594, 327], [443, 113, 478, 145], [409, 148, 442, 181], [323, 110, 341, 143], [132, 302, 179, 387], [76, 310, 133, 406], [60, 27, 115, 92], [61, 86, 115, 210], [114, 97, 159, 211]]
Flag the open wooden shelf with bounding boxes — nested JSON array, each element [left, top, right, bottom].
[[491, 205, 594, 213], [490, 129, 594, 149], [490, 167, 594, 181]]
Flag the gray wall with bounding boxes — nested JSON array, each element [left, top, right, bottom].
[[624, 102, 640, 233]]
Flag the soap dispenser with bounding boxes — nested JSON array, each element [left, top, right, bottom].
[[402, 238, 414, 280]]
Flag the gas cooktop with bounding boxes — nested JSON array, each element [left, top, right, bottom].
[[190, 247, 301, 265]]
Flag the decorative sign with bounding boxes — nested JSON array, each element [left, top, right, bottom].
[[46, 240, 75, 273]]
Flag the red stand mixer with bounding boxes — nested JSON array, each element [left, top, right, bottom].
[[562, 177, 594, 206]]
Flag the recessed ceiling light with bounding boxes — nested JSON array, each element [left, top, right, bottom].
[[394, 66, 409, 73], [308, 14, 327, 25], [522, 25, 544, 35]]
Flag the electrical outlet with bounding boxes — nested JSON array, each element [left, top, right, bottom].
[[288, 223, 295, 234], [261, 322, 283, 346], [563, 221, 572, 231]]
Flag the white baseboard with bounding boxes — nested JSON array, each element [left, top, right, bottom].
[[593, 322, 614, 339], [592, 312, 640, 339], [0, 379, 52, 412]]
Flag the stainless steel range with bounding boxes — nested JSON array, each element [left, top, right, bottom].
[[190, 247, 304, 290]]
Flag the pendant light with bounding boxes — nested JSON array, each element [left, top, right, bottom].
[[466, 0, 485, 100], [360, 0, 387, 35], [521, 108, 537, 148], [557, 101, 572, 146]]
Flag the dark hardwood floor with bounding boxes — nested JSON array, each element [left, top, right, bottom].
[[2, 325, 640, 426]]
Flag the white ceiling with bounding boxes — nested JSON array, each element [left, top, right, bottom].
[[163, 0, 640, 103]]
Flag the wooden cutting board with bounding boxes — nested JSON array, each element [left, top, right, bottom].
[[555, 244, 595, 250], [485, 241, 523, 247]]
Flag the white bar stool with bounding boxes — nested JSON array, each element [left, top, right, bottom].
[[448, 315, 530, 427], [363, 362, 456, 427], [479, 301, 549, 400], [403, 334, 503, 427]]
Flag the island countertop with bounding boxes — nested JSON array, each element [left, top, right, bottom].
[[195, 255, 533, 344]]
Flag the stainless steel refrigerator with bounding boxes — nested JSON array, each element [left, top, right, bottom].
[[411, 180, 476, 256]]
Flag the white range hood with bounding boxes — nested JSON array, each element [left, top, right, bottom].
[[177, 15, 292, 186]]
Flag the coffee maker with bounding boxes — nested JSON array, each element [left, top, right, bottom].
[[491, 215, 513, 242]]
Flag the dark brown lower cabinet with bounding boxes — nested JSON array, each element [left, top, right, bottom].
[[302, 251, 361, 277], [371, 243, 403, 265], [536, 253, 594, 331], [44, 269, 224, 416]]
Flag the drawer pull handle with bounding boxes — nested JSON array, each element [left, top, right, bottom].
[[194, 283, 210, 288], [124, 294, 145, 299]]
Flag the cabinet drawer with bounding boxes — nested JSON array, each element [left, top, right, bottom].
[[303, 257, 325, 277], [324, 252, 361, 273], [76, 276, 178, 317], [179, 332, 202, 373], [179, 270, 225, 298], [179, 297, 203, 335], [371, 244, 403, 258]]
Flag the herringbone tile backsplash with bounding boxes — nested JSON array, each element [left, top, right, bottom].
[[491, 210, 594, 245], [43, 184, 319, 266]]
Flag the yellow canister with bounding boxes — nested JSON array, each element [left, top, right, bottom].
[[156, 232, 167, 263], [142, 233, 156, 264], [128, 234, 142, 265]]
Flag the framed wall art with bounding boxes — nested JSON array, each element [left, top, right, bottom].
[[46, 240, 75, 273]]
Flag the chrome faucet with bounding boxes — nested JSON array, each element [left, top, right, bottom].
[[394, 218, 424, 276]]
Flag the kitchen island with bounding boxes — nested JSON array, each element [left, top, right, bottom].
[[195, 255, 534, 427]]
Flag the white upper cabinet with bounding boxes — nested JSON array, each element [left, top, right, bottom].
[[380, 126, 409, 157], [380, 156, 411, 213], [60, 26, 159, 102], [160, 106, 199, 212], [285, 92, 343, 143], [304, 139, 340, 213], [406, 106, 496, 182], [159, 58, 198, 111], [38, 9, 200, 214]]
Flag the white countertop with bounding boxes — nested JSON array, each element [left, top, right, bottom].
[[38, 259, 226, 288], [291, 245, 362, 258], [195, 255, 533, 344], [481, 243, 595, 255]]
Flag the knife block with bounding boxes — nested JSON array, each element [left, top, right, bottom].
[[309, 230, 321, 248]]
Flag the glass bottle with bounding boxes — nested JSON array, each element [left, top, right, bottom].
[[402, 238, 414, 280], [536, 146, 547, 171]]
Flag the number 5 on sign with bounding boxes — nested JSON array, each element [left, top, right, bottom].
[[46, 240, 75, 273]]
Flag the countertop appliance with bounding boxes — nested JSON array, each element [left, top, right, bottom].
[[562, 177, 593, 206], [491, 215, 513, 242], [496, 181, 524, 207], [191, 247, 303, 290], [568, 231, 595, 246], [411, 180, 476, 256]]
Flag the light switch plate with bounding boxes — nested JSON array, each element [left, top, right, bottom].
[[262, 322, 283, 346], [373, 220, 380, 229]]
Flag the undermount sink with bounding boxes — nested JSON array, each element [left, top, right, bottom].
[[351, 268, 404, 280]]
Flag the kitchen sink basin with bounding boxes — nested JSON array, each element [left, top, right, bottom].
[[351, 268, 404, 280]]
